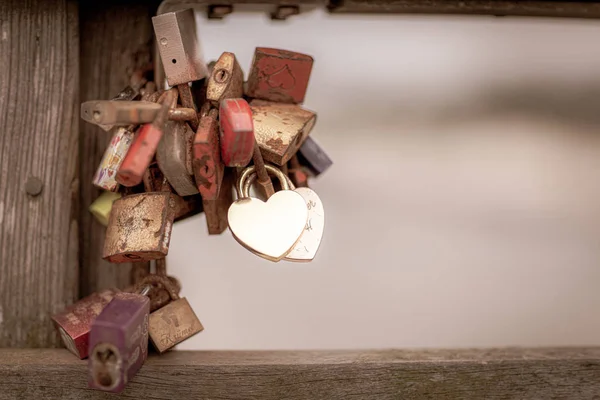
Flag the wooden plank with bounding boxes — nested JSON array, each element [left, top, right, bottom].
[[326, 0, 600, 18], [0, 0, 79, 347], [157, 0, 600, 18], [79, 1, 156, 297], [1, 348, 599, 398]]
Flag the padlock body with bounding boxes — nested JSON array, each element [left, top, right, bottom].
[[219, 98, 255, 167], [206, 51, 244, 105], [52, 289, 118, 359], [117, 124, 164, 187], [193, 113, 224, 200], [98, 86, 142, 131], [203, 167, 234, 234], [89, 191, 121, 227], [149, 297, 203, 353], [297, 136, 333, 176], [81, 100, 161, 126], [156, 121, 198, 196], [152, 9, 209, 86], [246, 47, 313, 104], [88, 292, 150, 393], [250, 100, 316, 165], [103, 192, 177, 263], [93, 127, 135, 192]]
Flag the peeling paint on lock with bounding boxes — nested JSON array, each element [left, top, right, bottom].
[[250, 100, 316, 165]]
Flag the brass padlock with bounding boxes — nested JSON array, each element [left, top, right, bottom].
[[250, 99, 316, 165], [156, 120, 198, 196], [206, 51, 244, 105], [103, 192, 177, 263], [144, 275, 203, 353]]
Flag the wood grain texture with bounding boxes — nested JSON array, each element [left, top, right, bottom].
[[79, 0, 157, 297], [327, 0, 600, 17], [0, 348, 599, 399], [0, 0, 79, 347]]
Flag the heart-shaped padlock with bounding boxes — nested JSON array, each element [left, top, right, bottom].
[[243, 164, 324, 262], [228, 164, 308, 262]]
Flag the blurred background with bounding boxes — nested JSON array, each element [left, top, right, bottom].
[[168, 9, 600, 350]]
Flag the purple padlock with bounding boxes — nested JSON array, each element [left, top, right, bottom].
[[88, 291, 150, 393]]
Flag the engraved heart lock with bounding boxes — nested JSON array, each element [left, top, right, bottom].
[[243, 164, 324, 262], [228, 164, 308, 262]]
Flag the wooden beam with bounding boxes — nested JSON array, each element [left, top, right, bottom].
[[0, 0, 79, 347], [1, 348, 599, 398], [157, 0, 600, 18], [326, 0, 600, 17], [79, 0, 158, 297]]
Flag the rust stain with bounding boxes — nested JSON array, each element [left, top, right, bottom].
[[265, 138, 286, 154]]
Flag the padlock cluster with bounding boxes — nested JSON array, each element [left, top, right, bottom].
[[54, 7, 333, 394]]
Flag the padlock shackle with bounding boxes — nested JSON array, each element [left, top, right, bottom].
[[135, 274, 180, 301], [237, 164, 293, 198], [243, 168, 295, 196]]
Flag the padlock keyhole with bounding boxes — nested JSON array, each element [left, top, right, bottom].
[[215, 69, 229, 83], [172, 59, 177, 64]]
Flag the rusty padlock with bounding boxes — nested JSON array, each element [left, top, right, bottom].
[[152, 8, 209, 87], [287, 154, 309, 188], [103, 192, 177, 263], [142, 275, 204, 353], [156, 120, 198, 196], [81, 100, 161, 126], [203, 166, 234, 235], [81, 100, 196, 128], [52, 289, 119, 359], [250, 99, 316, 166], [245, 47, 313, 104], [131, 271, 181, 313], [117, 89, 177, 187], [193, 107, 223, 200], [206, 52, 244, 106], [219, 98, 255, 167], [88, 290, 150, 393], [96, 85, 142, 132]]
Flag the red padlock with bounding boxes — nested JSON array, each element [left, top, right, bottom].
[[219, 98, 255, 167], [193, 108, 224, 200], [116, 89, 177, 187], [245, 47, 313, 104]]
